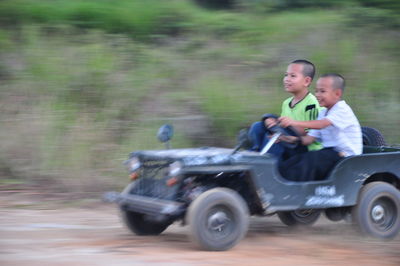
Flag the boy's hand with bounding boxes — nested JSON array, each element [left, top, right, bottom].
[[278, 116, 296, 128], [264, 118, 278, 128]]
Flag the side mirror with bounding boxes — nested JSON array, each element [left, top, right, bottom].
[[157, 124, 174, 148]]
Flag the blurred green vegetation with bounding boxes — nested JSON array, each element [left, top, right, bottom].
[[0, 0, 399, 191]]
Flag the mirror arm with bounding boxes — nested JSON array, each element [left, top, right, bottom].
[[231, 141, 243, 155], [165, 141, 171, 150]]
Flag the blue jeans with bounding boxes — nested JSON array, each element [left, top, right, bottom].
[[248, 121, 285, 157]]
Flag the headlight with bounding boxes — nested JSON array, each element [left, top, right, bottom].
[[127, 157, 141, 172], [169, 161, 182, 176]]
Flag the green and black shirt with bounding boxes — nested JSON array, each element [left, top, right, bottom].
[[281, 92, 322, 151]]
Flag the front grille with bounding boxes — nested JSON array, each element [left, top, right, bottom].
[[130, 160, 178, 200]]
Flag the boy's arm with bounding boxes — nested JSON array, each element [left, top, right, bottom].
[[292, 125, 308, 136], [265, 118, 307, 135], [279, 117, 332, 130], [278, 134, 315, 146], [300, 135, 316, 146], [279, 98, 308, 135]]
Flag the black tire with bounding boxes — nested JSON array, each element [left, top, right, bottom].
[[187, 188, 249, 251], [277, 209, 321, 226], [121, 210, 170, 236], [362, 126, 386, 146], [352, 182, 400, 239]]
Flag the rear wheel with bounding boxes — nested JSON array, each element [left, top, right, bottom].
[[277, 209, 321, 226], [121, 210, 171, 235], [352, 182, 400, 239], [187, 188, 249, 251]]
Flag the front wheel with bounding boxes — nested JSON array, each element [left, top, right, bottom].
[[121, 210, 171, 236], [277, 209, 321, 226], [187, 188, 249, 251], [352, 182, 400, 239]]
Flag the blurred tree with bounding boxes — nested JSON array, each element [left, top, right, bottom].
[[218, 0, 350, 12], [357, 0, 400, 13], [194, 0, 235, 9], [272, 0, 341, 8]]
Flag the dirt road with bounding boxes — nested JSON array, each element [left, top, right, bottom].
[[0, 189, 399, 266]]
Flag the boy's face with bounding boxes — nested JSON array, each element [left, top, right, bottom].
[[283, 63, 312, 94], [315, 77, 342, 109]]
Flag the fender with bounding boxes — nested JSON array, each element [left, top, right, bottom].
[[326, 151, 400, 206]]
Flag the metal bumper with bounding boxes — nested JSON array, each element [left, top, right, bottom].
[[103, 191, 185, 218]]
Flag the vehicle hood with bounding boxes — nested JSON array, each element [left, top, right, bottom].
[[130, 147, 263, 166]]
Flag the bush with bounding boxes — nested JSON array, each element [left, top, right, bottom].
[[236, 0, 350, 12], [0, 0, 194, 40], [194, 0, 236, 9], [346, 6, 400, 29], [356, 0, 400, 12]]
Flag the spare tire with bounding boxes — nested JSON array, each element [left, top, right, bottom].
[[362, 126, 386, 146]]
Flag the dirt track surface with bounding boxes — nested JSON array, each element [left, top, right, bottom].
[[1, 189, 399, 266]]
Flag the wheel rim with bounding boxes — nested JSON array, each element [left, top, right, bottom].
[[371, 205, 385, 221], [205, 205, 234, 239], [369, 197, 397, 232]]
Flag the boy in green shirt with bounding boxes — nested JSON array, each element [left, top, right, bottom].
[[249, 59, 321, 155]]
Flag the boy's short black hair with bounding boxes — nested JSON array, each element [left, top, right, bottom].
[[320, 73, 346, 92], [291, 59, 315, 80]]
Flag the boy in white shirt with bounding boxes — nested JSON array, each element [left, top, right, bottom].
[[278, 73, 362, 181]]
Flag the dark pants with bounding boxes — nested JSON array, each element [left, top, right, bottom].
[[278, 147, 343, 182]]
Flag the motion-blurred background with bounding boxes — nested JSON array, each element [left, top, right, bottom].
[[0, 0, 399, 192]]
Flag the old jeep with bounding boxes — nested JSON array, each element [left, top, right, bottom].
[[105, 123, 400, 251]]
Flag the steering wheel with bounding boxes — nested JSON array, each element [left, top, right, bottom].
[[261, 113, 301, 149]]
